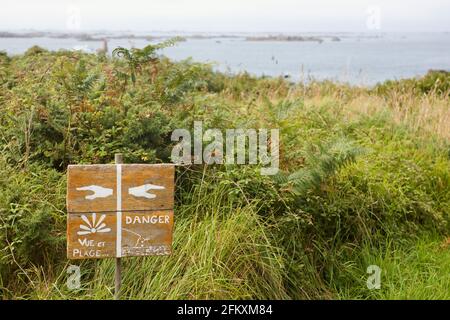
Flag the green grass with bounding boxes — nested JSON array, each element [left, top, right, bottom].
[[4, 180, 289, 300], [0, 47, 449, 299], [333, 235, 450, 299]]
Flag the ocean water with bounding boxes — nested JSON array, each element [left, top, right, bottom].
[[1, 32, 449, 86]]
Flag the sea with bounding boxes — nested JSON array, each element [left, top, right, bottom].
[[1, 32, 449, 86]]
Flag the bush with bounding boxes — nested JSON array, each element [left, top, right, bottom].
[[375, 70, 450, 96], [0, 47, 449, 299]]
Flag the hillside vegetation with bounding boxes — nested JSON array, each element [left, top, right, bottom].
[[0, 44, 449, 299]]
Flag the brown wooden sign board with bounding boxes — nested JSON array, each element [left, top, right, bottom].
[[66, 164, 174, 259]]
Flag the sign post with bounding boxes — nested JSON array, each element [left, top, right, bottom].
[[66, 155, 175, 299], [114, 153, 123, 300]]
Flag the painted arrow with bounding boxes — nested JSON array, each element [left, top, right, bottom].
[[128, 183, 165, 199], [76, 185, 113, 200]]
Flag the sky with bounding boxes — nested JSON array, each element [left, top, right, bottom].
[[1, 0, 449, 32]]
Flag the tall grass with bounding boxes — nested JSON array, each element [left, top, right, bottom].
[[4, 178, 289, 300], [333, 234, 450, 299], [0, 48, 449, 299]]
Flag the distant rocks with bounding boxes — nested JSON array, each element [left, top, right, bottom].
[[0, 31, 160, 42], [0, 31, 344, 44], [0, 31, 48, 38], [246, 35, 341, 43]]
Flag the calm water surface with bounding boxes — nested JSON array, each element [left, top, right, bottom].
[[1, 32, 449, 85]]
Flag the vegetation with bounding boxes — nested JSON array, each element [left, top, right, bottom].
[[0, 44, 449, 299]]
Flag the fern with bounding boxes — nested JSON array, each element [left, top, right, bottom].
[[275, 138, 365, 196], [112, 37, 182, 86], [80, 73, 100, 93], [55, 57, 100, 101]]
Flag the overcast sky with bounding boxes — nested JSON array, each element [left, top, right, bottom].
[[1, 0, 449, 32]]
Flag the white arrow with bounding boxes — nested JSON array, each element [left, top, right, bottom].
[[76, 185, 113, 200], [128, 184, 165, 199]]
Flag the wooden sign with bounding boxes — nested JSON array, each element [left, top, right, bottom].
[[66, 164, 175, 259]]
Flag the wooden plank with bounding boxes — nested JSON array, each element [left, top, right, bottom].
[[121, 210, 173, 256], [67, 210, 173, 259], [67, 163, 175, 259], [67, 164, 175, 213], [67, 164, 117, 213], [67, 212, 116, 259], [121, 164, 175, 211]]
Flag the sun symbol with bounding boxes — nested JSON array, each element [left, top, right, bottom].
[[77, 213, 111, 235]]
